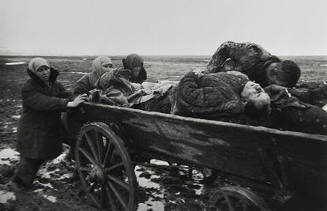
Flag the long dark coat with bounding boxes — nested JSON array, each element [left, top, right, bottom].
[[206, 41, 280, 87], [17, 68, 71, 160]]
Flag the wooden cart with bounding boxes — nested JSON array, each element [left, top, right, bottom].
[[66, 102, 327, 211]]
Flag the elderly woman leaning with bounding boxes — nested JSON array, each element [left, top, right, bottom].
[[89, 53, 148, 106], [73, 56, 114, 95]]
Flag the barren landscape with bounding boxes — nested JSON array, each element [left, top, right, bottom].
[[0, 55, 327, 210]]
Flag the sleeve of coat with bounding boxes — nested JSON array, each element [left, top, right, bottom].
[[73, 74, 91, 95], [57, 82, 73, 99], [22, 84, 69, 112], [207, 41, 235, 73]]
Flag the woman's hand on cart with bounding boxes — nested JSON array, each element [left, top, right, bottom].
[[67, 94, 88, 107]]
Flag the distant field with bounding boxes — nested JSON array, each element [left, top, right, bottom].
[[1, 55, 327, 99]]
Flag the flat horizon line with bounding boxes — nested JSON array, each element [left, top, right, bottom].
[[1, 54, 327, 58]]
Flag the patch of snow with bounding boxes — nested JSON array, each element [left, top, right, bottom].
[[57, 172, 73, 180], [194, 184, 204, 195], [150, 159, 169, 166], [0, 190, 16, 203], [51, 148, 69, 164], [137, 200, 165, 211], [0, 148, 19, 165], [42, 194, 57, 203], [38, 168, 59, 179], [320, 64, 327, 67], [34, 180, 55, 189], [33, 188, 43, 193], [69, 72, 86, 75], [5, 62, 26, 66], [11, 115, 21, 119], [12, 127, 17, 133], [135, 166, 160, 190], [323, 104, 327, 112]]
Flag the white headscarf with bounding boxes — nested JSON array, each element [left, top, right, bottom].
[[28, 57, 50, 72]]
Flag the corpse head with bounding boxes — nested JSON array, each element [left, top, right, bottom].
[[241, 81, 271, 119], [265, 60, 301, 87]]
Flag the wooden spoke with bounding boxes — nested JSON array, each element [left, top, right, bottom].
[[95, 131, 104, 162], [84, 132, 98, 163], [209, 187, 268, 211], [75, 123, 136, 210], [107, 182, 128, 211], [105, 162, 124, 173], [79, 148, 97, 166], [86, 183, 102, 208], [107, 175, 130, 191], [100, 185, 108, 208], [223, 192, 235, 211], [103, 141, 114, 167], [105, 184, 119, 211], [79, 166, 92, 172]]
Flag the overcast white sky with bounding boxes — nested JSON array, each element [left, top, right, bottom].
[[0, 0, 326, 56]]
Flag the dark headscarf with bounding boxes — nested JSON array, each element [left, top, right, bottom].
[[122, 54, 147, 83]]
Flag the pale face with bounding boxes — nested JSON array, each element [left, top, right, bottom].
[[241, 81, 270, 109], [101, 62, 114, 72], [34, 65, 50, 83], [265, 62, 288, 86]]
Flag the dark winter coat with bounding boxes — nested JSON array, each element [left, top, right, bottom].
[[206, 41, 280, 86], [17, 68, 71, 159], [73, 73, 96, 95], [172, 71, 249, 119], [264, 84, 327, 135], [289, 81, 327, 107]]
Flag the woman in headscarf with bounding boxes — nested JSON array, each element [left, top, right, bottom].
[[9, 57, 87, 190], [73, 56, 114, 95], [92, 53, 148, 106]]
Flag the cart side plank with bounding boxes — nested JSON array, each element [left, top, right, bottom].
[[76, 103, 327, 191]]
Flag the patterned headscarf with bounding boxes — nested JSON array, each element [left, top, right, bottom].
[[28, 57, 50, 72]]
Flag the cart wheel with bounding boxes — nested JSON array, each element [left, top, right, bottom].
[[208, 186, 270, 211], [75, 122, 137, 211]]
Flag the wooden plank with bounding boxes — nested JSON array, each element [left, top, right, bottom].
[[77, 102, 327, 191]]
